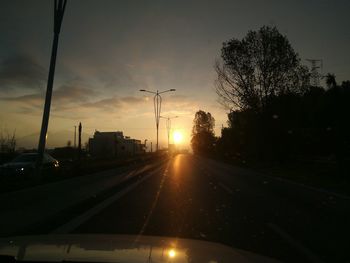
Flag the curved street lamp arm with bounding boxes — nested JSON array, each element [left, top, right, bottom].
[[158, 89, 176, 94], [139, 89, 157, 94]]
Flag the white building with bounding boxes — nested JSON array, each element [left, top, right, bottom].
[[88, 131, 144, 158]]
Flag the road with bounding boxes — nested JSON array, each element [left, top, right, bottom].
[[50, 154, 349, 263], [2, 154, 349, 262]]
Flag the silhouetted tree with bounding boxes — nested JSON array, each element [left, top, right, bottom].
[[215, 26, 309, 112], [191, 110, 216, 155], [217, 71, 350, 178], [0, 128, 16, 153], [322, 77, 350, 178], [325, 73, 337, 89]]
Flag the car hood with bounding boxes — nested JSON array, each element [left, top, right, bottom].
[[1, 162, 33, 168], [0, 234, 280, 263]]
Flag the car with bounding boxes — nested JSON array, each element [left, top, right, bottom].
[[0, 153, 59, 177]]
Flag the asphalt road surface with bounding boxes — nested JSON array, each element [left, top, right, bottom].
[[52, 154, 350, 262]]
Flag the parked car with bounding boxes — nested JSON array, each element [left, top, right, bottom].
[[0, 153, 60, 177]]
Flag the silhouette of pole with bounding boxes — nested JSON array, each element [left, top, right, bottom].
[[78, 122, 82, 161], [139, 89, 176, 151], [151, 142, 153, 153], [160, 116, 178, 149], [37, 0, 67, 169], [144, 139, 148, 152], [155, 92, 161, 151], [306, 59, 323, 87], [74, 125, 76, 148]]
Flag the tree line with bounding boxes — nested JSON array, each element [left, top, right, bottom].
[[191, 26, 350, 178]]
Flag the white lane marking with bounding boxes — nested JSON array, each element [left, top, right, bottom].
[[50, 166, 163, 234], [218, 182, 233, 194], [136, 162, 170, 238], [267, 223, 324, 263]]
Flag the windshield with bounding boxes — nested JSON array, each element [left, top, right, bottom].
[[0, 1, 349, 263]]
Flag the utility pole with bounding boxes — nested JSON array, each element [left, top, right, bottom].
[[151, 142, 153, 153], [78, 122, 82, 161], [36, 0, 67, 170], [139, 89, 176, 151], [306, 59, 323, 87], [74, 125, 76, 148], [144, 139, 148, 153]]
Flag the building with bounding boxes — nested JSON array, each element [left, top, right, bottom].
[[88, 131, 144, 158]]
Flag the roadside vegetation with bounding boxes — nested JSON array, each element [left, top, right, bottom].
[[191, 26, 350, 194]]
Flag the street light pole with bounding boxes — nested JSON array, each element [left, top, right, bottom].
[[144, 139, 148, 152], [37, 0, 67, 170], [74, 125, 76, 148], [160, 116, 178, 150], [154, 91, 161, 152], [140, 89, 175, 151]]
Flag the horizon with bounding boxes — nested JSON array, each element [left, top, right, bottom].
[[1, 0, 350, 150]]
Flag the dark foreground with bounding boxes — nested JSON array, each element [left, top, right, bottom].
[[2, 154, 350, 262]]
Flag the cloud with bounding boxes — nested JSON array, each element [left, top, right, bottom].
[[121, 96, 145, 104], [82, 97, 122, 110], [52, 84, 98, 103], [0, 83, 98, 114], [95, 66, 148, 91], [82, 96, 145, 112], [0, 54, 47, 91], [1, 84, 201, 119], [1, 93, 43, 112], [149, 94, 198, 111]]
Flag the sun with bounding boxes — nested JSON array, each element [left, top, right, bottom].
[[173, 131, 183, 144], [168, 249, 176, 258]]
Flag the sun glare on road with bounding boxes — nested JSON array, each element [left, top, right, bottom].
[[173, 131, 183, 144]]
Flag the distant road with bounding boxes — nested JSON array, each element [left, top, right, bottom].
[[2, 154, 349, 262]]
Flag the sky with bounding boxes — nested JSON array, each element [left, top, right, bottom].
[[0, 0, 349, 149]]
